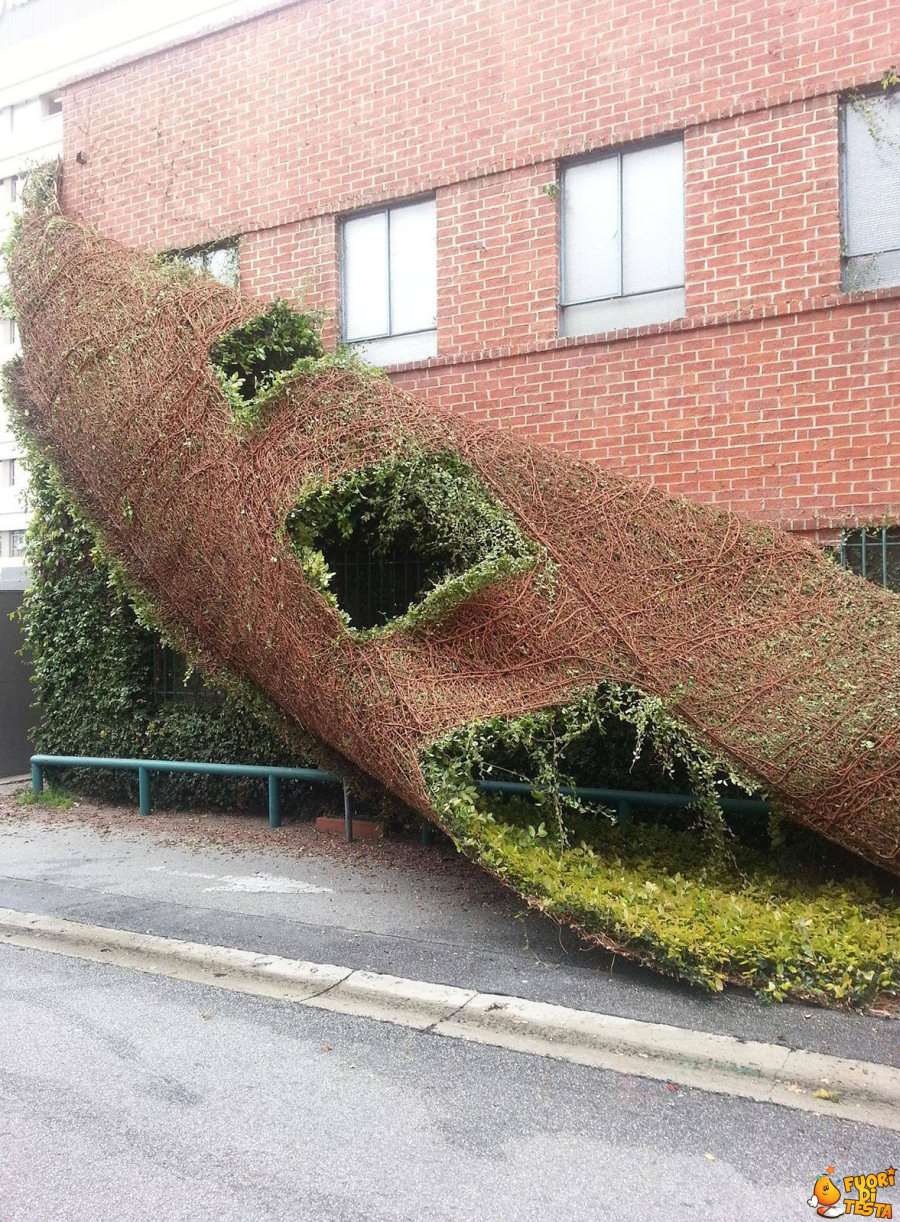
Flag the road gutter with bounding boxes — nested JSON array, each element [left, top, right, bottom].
[[1, 905, 897, 1131]]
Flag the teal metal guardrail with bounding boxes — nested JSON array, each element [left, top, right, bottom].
[[30, 754, 771, 841], [476, 779, 770, 822], [30, 754, 349, 835]]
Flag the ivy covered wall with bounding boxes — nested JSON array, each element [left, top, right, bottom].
[[20, 453, 322, 813]]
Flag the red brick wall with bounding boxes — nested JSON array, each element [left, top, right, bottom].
[[685, 99, 843, 317], [438, 165, 559, 354], [59, 0, 900, 534], [394, 301, 898, 532]]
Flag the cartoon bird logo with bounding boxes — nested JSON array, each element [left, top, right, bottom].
[[808, 1168, 844, 1217]]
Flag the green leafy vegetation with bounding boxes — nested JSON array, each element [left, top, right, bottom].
[[210, 299, 368, 429], [286, 447, 540, 634], [12, 450, 323, 813], [211, 298, 323, 399], [421, 688, 900, 1006], [17, 786, 74, 809]]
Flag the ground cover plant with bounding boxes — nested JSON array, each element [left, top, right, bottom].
[[5, 166, 900, 1005], [420, 688, 900, 1004]]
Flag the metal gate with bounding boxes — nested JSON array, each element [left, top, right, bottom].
[[0, 584, 36, 776]]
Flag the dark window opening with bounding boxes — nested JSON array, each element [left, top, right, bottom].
[[313, 537, 455, 632], [839, 526, 900, 591], [153, 641, 222, 707], [287, 452, 535, 633]]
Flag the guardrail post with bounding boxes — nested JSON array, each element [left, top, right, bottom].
[[268, 774, 281, 828], [138, 766, 151, 816], [617, 798, 632, 827], [31, 761, 43, 794], [343, 783, 353, 843], [419, 822, 433, 846]]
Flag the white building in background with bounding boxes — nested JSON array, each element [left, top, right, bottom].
[[0, 0, 286, 583], [0, 92, 54, 583]]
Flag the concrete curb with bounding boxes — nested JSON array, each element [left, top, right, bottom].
[[1, 905, 897, 1131]]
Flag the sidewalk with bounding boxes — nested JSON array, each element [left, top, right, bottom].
[[0, 775, 30, 798], [0, 790, 895, 1072]]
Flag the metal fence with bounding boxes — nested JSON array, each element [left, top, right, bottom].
[[327, 550, 430, 630], [153, 640, 222, 707], [838, 527, 900, 591], [31, 753, 771, 833]]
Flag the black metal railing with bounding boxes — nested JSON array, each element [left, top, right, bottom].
[[326, 549, 433, 630], [838, 526, 900, 592], [152, 641, 222, 707]]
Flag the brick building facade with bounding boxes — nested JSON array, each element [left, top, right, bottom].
[[58, 0, 900, 539]]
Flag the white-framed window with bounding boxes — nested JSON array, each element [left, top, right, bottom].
[[341, 197, 437, 366], [8, 458, 16, 487], [841, 90, 900, 291], [1, 175, 18, 204], [2, 317, 16, 345], [9, 530, 25, 558], [9, 97, 41, 132], [560, 138, 685, 338]]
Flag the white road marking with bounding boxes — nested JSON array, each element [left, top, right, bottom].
[[0, 906, 897, 1132], [145, 865, 331, 894]]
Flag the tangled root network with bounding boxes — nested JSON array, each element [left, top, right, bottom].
[[7, 173, 900, 994]]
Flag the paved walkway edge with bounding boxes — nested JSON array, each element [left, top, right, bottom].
[[1, 905, 897, 1132]]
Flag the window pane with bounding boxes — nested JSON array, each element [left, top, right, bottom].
[[351, 329, 437, 367], [844, 94, 900, 259], [844, 248, 900, 291], [562, 157, 620, 304], [622, 141, 684, 295], [343, 211, 389, 341], [203, 246, 238, 287], [389, 200, 437, 335]]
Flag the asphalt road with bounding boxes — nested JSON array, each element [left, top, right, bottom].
[[0, 810, 897, 1221], [1, 943, 897, 1222]]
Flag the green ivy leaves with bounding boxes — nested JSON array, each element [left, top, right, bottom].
[[286, 447, 540, 636], [420, 688, 900, 1006]]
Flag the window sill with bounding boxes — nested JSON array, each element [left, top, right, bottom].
[[349, 330, 437, 367], [379, 284, 900, 374], [560, 288, 686, 338]]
